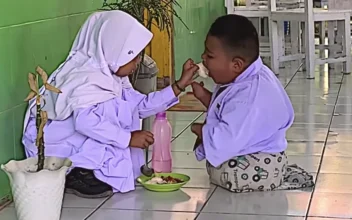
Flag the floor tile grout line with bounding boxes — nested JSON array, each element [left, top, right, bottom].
[[305, 73, 345, 217], [194, 186, 218, 220], [84, 205, 348, 218], [85, 208, 199, 213], [307, 215, 352, 219], [83, 195, 114, 220], [287, 140, 325, 143], [171, 112, 205, 141], [198, 212, 307, 218], [283, 61, 304, 89]]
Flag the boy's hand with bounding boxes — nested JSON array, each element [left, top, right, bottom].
[[191, 82, 212, 108], [177, 59, 199, 89], [193, 137, 202, 151], [129, 131, 154, 149], [191, 123, 204, 139], [191, 81, 206, 100]]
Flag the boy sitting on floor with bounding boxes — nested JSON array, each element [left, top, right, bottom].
[[191, 14, 314, 193]]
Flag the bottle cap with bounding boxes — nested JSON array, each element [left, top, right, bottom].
[[156, 112, 167, 119]]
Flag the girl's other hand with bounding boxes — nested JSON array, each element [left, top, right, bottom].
[[129, 131, 154, 149]]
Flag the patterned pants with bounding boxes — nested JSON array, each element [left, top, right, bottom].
[[206, 152, 314, 193]]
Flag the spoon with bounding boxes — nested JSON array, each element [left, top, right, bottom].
[[140, 148, 154, 177]]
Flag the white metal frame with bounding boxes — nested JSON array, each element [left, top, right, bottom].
[[269, 0, 351, 78], [224, 0, 304, 66], [225, 0, 352, 79], [225, 0, 271, 58]]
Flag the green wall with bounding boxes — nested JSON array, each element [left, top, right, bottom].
[[0, 0, 101, 202], [0, 0, 225, 201], [173, 0, 226, 79]]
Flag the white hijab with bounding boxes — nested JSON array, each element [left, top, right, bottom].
[[24, 10, 153, 131]]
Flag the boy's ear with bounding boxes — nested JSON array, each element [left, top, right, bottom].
[[231, 57, 245, 72]]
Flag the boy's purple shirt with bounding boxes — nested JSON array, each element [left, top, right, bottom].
[[194, 57, 294, 167]]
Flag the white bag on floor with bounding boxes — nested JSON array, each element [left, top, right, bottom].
[[1, 157, 71, 220]]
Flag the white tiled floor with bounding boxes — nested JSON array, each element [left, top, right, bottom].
[[2, 66, 352, 219]]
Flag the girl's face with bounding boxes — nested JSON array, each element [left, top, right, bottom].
[[115, 55, 142, 77]]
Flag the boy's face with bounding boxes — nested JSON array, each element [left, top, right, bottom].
[[201, 35, 245, 85]]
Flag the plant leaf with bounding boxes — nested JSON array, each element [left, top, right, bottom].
[[44, 83, 62, 94], [36, 66, 48, 84], [24, 91, 37, 101], [28, 72, 38, 94]]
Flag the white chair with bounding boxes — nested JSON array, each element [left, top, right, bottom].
[[225, 0, 304, 66], [327, 0, 352, 70], [269, 0, 352, 78], [225, 0, 272, 59]]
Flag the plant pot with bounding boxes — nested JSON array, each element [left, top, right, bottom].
[[1, 157, 72, 220]]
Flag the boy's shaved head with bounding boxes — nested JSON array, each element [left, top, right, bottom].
[[208, 15, 259, 63], [201, 14, 260, 85]]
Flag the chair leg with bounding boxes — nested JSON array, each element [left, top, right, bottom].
[[269, 19, 280, 75], [290, 21, 300, 70], [305, 19, 316, 79], [278, 21, 285, 69], [318, 22, 325, 74], [327, 21, 336, 71], [343, 14, 351, 74], [318, 22, 325, 58], [301, 22, 307, 72], [263, 17, 269, 37], [336, 20, 345, 73]]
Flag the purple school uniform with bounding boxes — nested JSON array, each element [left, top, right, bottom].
[[23, 86, 178, 193], [195, 58, 294, 167]]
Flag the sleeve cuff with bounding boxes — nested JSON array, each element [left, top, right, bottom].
[[118, 130, 132, 149], [161, 85, 179, 108], [201, 124, 222, 167], [195, 144, 205, 161]]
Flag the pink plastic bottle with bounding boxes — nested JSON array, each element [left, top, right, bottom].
[[152, 112, 172, 173]]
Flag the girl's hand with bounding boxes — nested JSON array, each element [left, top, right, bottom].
[[177, 59, 199, 89], [129, 131, 154, 149]]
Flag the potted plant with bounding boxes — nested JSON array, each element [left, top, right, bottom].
[[1, 67, 72, 220], [101, 0, 188, 85]]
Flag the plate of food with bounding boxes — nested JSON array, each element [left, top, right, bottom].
[[137, 173, 190, 192]]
